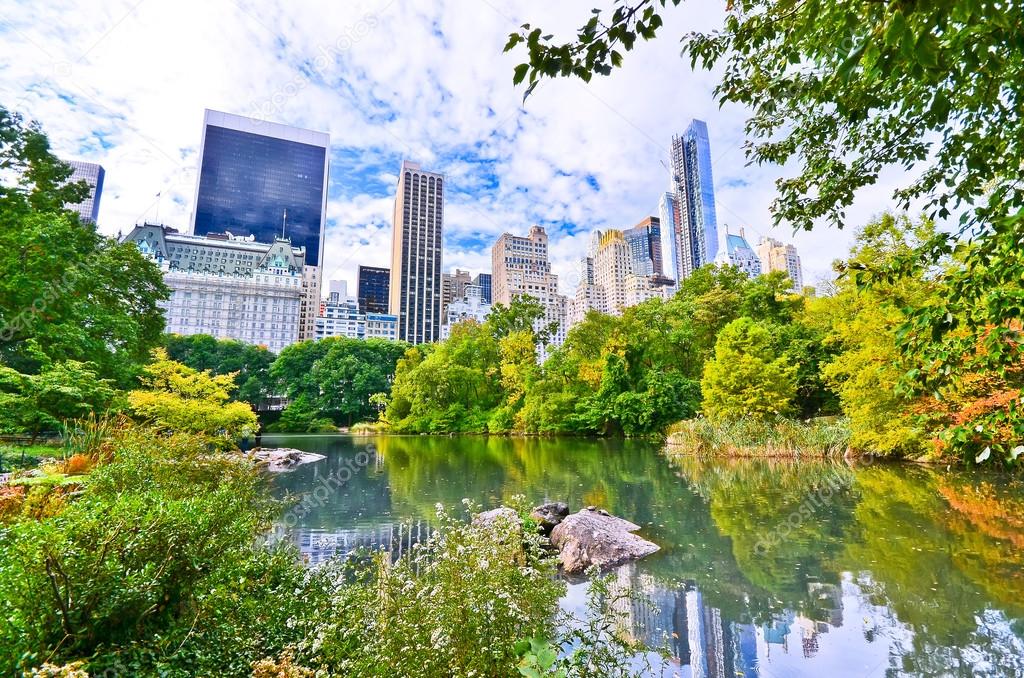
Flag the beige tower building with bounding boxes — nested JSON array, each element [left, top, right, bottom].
[[389, 161, 444, 344], [756, 237, 803, 293], [491, 225, 567, 347]]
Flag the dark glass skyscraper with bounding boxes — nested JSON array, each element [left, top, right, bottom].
[[190, 110, 329, 267], [190, 110, 330, 341], [668, 119, 719, 281], [623, 216, 663, 276], [357, 265, 390, 314]]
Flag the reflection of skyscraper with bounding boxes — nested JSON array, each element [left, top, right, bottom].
[[669, 119, 719, 281], [190, 109, 329, 340]]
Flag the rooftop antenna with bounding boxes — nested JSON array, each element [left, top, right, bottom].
[[281, 208, 288, 239]]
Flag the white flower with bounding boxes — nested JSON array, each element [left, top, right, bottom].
[[1010, 445, 1024, 461], [976, 447, 991, 463]]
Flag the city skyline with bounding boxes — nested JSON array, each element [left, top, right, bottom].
[[0, 1, 909, 300]]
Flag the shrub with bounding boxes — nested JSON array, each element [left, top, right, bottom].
[[63, 454, 93, 476], [295, 502, 565, 677], [701, 318, 797, 423], [0, 485, 26, 521]]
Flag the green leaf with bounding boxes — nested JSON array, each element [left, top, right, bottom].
[[885, 10, 906, 46], [513, 63, 530, 85]]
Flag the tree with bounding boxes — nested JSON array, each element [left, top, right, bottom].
[[0, 360, 117, 440], [701, 317, 796, 423], [127, 349, 257, 446], [0, 107, 168, 386], [270, 338, 409, 430], [817, 214, 937, 457], [486, 295, 556, 345], [164, 334, 276, 409]]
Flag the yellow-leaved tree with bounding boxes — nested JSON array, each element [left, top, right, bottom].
[[128, 349, 258, 447]]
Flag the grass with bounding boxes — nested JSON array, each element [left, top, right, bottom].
[[665, 416, 852, 458], [0, 443, 62, 471]]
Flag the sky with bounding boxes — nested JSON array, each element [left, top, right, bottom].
[[0, 0, 909, 294]]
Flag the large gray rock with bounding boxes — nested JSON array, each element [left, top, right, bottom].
[[549, 507, 660, 573], [530, 501, 569, 535], [472, 507, 522, 530]]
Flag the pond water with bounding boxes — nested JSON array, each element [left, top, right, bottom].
[[264, 434, 1024, 678]]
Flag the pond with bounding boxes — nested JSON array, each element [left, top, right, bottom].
[[264, 434, 1024, 678]]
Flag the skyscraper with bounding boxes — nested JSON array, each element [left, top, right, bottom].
[[389, 161, 444, 344], [357, 265, 390, 314], [623, 216, 663, 277], [189, 109, 330, 340], [65, 160, 105, 224], [669, 119, 719, 281], [659, 191, 682, 284]]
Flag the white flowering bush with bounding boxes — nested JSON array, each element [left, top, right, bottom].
[[299, 500, 564, 677]]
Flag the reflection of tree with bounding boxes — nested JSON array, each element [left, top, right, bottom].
[[840, 466, 1024, 674], [668, 456, 857, 619]]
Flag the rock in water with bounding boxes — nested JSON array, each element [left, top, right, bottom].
[[549, 508, 660, 573], [249, 448, 326, 472], [529, 501, 570, 535]]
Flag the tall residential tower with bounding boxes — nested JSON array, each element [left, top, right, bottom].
[[389, 161, 444, 344], [491, 225, 567, 348], [668, 119, 719, 282]]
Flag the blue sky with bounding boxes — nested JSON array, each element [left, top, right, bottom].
[[0, 0, 910, 293]]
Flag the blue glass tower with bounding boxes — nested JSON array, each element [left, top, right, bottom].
[[669, 119, 719, 280], [190, 110, 329, 267]]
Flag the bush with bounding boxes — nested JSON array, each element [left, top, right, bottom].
[[296, 502, 564, 677], [0, 426, 298, 675]]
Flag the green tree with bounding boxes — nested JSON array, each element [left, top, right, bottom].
[[0, 107, 168, 386], [818, 214, 936, 457], [271, 338, 408, 430], [0, 360, 117, 439], [127, 349, 257, 445], [701, 317, 796, 423], [164, 334, 276, 409]]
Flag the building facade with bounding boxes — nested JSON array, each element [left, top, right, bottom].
[[440, 284, 492, 339], [189, 109, 329, 341], [593, 230, 634, 314], [357, 265, 390, 313], [123, 224, 305, 353], [65, 160, 105, 224], [669, 119, 719, 281], [757, 237, 804, 293], [714, 227, 762, 278], [491, 225, 568, 348], [472, 272, 492, 304], [317, 280, 399, 341], [623, 216, 663, 277], [389, 161, 444, 344], [441, 268, 472, 318]]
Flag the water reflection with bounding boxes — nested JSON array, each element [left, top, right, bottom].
[[265, 434, 1024, 677]]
